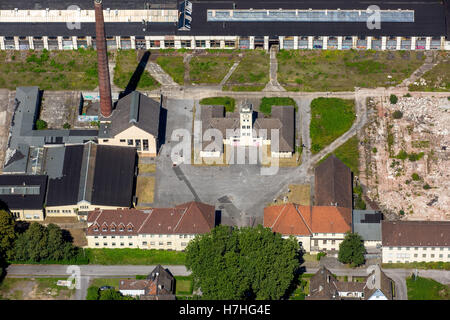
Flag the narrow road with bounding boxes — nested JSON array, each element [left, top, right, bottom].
[[6, 264, 450, 300]]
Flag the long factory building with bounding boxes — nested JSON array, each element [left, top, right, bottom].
[[0, 0, 449, 51]]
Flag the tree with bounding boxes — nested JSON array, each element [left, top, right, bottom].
[[338, 232, 366, 267], [35, 119, 48, 130], [390, 94, 398, 104], [9, 222, 81, 263], [185, 225, 300, 300], [86, 286, 100, 300], [63, 122, 71, 129], [99, 289, 134, 300], [392, 110, 403, 119], [0, 210, 16, 265]]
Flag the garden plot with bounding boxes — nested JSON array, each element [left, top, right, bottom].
[[360, 96, 450, 221]]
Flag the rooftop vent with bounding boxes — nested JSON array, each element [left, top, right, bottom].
[[129, 91, 140, 123]]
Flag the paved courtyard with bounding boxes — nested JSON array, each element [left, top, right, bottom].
[[154, 97, 313, 227]]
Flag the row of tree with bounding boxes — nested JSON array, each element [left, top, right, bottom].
[[0, 210, 85, 265]]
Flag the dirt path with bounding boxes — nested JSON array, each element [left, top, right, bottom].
[[397, 51, 441, 88], [146, 62, 180, 87], [263, 45, 285, 92]]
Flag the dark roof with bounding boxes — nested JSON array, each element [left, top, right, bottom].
[[0, 1, 446, 37], [315, 155, 352, 209], [382, 220, 450, 247], [0, 174, 47, 210], [307, 266, 339, 300], [352, 210, 382, 241], [255, 105, 295, 153], [91, 145, 136, 207], [307, 266, 393, 300], [98, 91, 161, 139], [46, 145, 84, 206], [46, 143, 136, 207], [0, 0, 177, 10], [146, 265, 174, 295]]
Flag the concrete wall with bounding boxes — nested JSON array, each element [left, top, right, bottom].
[[86, 233, 198, 251], [99, 126, 157, 156], [10, 209, 44, 221], [382, 246, 450, 263], [0, 35, 447, 51]]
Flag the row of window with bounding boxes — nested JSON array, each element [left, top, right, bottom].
[[93, 234, 194, 239], [116, 139, 150, 151], [47, 209, 72, 214], [93, 242, 188, 247], [388, 247, 447, 251]]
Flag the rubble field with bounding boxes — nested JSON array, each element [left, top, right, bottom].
[[360, 96, 450, 221]]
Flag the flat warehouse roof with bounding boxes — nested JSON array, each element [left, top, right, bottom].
[[0, 0, 447, 37]]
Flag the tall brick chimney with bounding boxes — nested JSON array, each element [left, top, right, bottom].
[[94, 0, 112, 118]]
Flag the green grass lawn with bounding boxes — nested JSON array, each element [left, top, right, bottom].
[[259, 97, 297, 115], [90, 278, 121, 290], [225, 50, 269, 91], [0, 49, 98, 90], [175, 276, 193, 296], [199, 96, 235, 112], [84, 248, 186, 265], [382, 262, 450, 270], [156, 55, 185, 85], [289, 276, 310, 300], [113, 50, 160, 90], [190, 55, 236, 84], [310, 97, 356, 154], [408, 52, 449, 92], [318, 135, 359, 174], [277, 49, 425, 91], [407, 276, 450, 300]]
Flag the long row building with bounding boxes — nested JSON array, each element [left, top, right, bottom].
[[0, 0, 449, 51]]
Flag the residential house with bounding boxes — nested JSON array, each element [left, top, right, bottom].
[[381, 221, 450, 263], [86, 201, 216, 251], [264, 203, 352, 256], [119, 265, 175, 300], [98, 91, 162, 157], [45, 142, 136, 220], [315, 155, 353, 209], [0, 174, 47, 221], [200, 102, 294, 158], [307, 266, 394, 300]]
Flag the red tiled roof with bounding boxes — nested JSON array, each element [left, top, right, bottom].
[[264, 204, 351, 236], [86, 201, 216, 236]]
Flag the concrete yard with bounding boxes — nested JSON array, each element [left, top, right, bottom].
[[154, 97, 312, 227]]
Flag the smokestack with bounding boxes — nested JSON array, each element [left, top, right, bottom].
[[94, 0, 112, 118]]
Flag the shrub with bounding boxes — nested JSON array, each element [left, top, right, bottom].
[[35, 119, 48, 130], [316, 252, 327, 261], [395, 150, 408, 160], [404, 93, 412, 97], [411, 173, 421, 181], [372, 147, 377, 153], [423, 184, 431, 190], [408, 152, 424, 162], [86, 286, 100, 300], [392, 110, 403, 119], [390, 94, 398, 104], [63, 122, 71, 129], [399, 210, 405, 215]]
